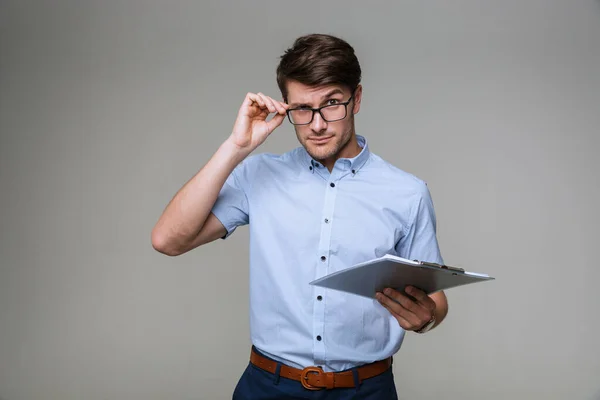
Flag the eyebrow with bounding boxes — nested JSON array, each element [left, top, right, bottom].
[[288, 89, 345, 108]]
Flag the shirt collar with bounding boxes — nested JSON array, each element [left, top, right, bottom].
[[300, 134, 371, 173]]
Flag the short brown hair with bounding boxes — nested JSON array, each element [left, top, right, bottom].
[[276, 34, 362, 102]]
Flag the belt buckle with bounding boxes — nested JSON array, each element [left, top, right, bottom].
[[300, 366, 324, 390]]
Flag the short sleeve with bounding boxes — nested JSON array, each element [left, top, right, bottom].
[[211, 162, 250, 239], [396, 182, 444, 264]]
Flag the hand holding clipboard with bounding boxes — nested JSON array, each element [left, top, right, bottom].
[[309, 254, 494, 299]]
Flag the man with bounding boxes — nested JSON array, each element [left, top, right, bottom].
[[152, 33, 448, 399]]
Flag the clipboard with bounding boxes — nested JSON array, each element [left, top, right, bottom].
[[309, 254, 494, 299]]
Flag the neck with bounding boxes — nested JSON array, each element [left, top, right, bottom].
[[323, 134, 362, 172]]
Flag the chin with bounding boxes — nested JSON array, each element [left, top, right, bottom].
[[308, 146, 338, 163]]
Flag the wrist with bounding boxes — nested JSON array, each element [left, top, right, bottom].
[[220, 138, 252, 164]]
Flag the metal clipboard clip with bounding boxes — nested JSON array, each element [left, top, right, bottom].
[[415, 260, 465, 273]]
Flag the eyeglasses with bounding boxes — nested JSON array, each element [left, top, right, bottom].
[[286, 95, 354, 125]]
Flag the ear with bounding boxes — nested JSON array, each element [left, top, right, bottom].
[[352, 84, 362, 115]]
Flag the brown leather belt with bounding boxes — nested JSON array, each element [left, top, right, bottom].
[[249, 347, 392, 390]]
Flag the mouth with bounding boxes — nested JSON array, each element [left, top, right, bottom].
[[309, 136, 333, 145]]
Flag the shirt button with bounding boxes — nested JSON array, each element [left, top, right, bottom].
[[316, 335, 322, 341], [330, 182, 335, 187], [317, 295, 322, 301], [309, 166, 313, 170], [352, 169, 356, 174], [324, 218, 329, 223], [320, 256, 326, 261]]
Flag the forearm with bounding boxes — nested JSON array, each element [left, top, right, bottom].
[[151, 139, 248, 254]]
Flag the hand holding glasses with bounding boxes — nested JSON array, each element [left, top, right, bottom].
[[229, 92, 289, 155], [228, 91, 354, 156]]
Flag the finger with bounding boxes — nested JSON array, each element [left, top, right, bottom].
[[264, 95, 287, 115], [405, 286, 436, 311], [382, 288, 422, 315], [242, 92, 254, 107], [239, 92, 255, 115], [273, 99, 287, 115], [240, 93, 266, 119], [377, 294, 419, 330], [248, 92, 266, 109], [257, 93, 277, 114], [259, 93, 279, 113], [384, 289, 432, 328], [376, 292, 421, 327], [265, 113, 286, 134], [242, 92, 258, 107]]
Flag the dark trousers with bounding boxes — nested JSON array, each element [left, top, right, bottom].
[[232, 352, 398, 400]]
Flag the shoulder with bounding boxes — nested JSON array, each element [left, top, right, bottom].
[[367, 152, 431, 197], [241, 148, 299, 168], [233, 147, 302, 178]]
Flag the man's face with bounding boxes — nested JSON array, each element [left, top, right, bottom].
[[285, 81, 362, 163]]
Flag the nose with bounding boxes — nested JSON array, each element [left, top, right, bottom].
[[310, 111, 327, 132]]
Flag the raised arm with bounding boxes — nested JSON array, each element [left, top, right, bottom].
[[151, 92, 289, 256]]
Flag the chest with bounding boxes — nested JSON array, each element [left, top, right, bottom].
[[247, 172, 412, 264]]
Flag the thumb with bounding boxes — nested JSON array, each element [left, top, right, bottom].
[[265, 113, 286, 134]]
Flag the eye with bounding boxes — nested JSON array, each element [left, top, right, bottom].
[[326, 99, 341, 105]]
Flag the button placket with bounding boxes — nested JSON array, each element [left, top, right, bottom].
[[313, 175, 338, 364]]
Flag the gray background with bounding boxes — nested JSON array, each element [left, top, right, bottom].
[[1, 0, 599, 399]]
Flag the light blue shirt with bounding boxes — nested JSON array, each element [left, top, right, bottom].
[[211, 135, 443, 372]]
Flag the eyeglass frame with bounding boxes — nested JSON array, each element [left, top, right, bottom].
[[285, 91, 356, 125]]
